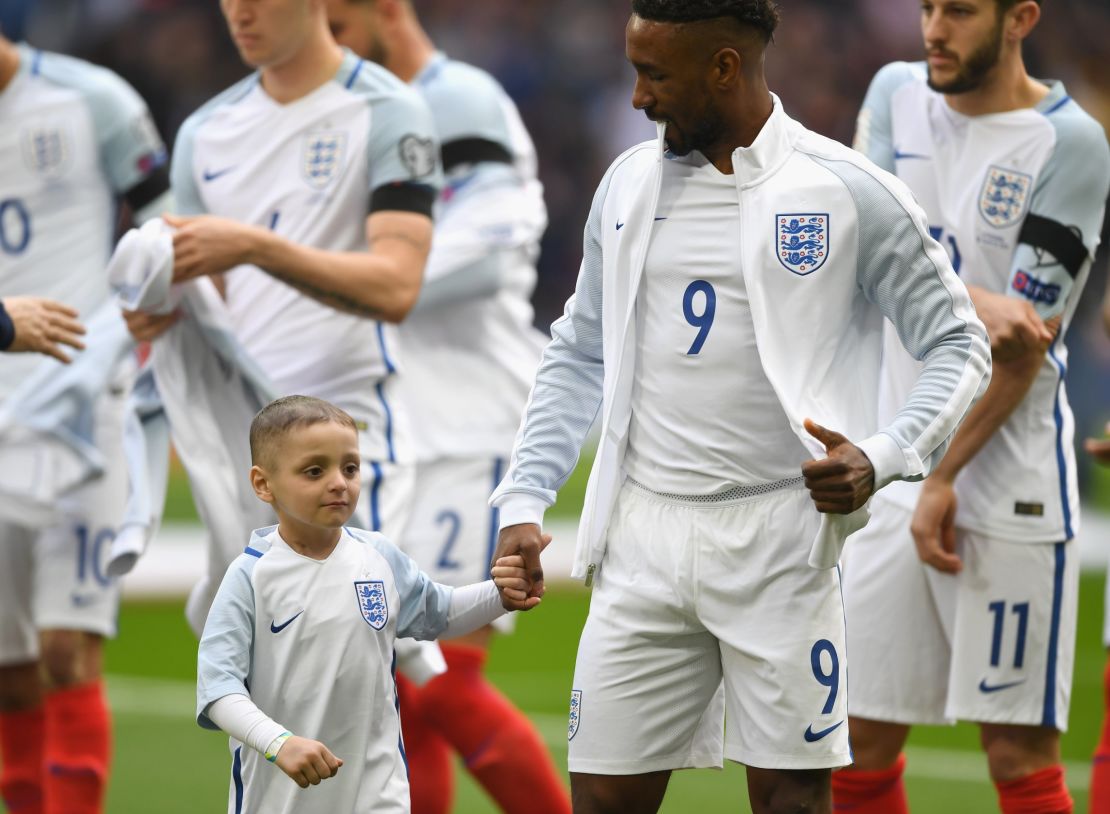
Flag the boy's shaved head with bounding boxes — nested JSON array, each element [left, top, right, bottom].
[[250, 395, 358, 468]]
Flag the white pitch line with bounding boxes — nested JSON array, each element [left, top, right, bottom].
[[106, 675, 1093, 791]]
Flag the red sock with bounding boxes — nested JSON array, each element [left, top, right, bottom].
[[0, 705, 45, 814], [1090, 656, 1110, 813], [831, 753, 909, 813], [398, 675, 454, 814], [419, 643, 570, 814], [42, 681, 110, 814], [996, 765, 1072, 814]]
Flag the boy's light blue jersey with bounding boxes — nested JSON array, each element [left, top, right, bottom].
[[197, 525, 454, 814], [854, 62, 1110, 542], [0, 43, 166, 399]]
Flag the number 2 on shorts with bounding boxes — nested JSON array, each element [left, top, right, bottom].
[[811, 639, 839, 715]]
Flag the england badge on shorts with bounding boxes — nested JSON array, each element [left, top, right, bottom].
[[776, 214, 829, 275], [355, 580, 388, 630], [568, 690, 582, 741], [302, 132, 347, 190], [978, 166, 1033, 229]]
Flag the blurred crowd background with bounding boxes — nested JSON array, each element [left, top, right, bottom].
[[5, 0, 1110, 494]]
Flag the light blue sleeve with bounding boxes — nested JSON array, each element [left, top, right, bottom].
[[419, 61, 514, 150], [365, 535, 453, 640], [170, 114, 206, 216], [853, 62, 920, 174], [39, 52, 168, 194], [1007, 104, 1110, 319], [196, 556, 257, 730]]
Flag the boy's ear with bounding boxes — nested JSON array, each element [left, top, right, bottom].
[[250, 465, 275, 504]]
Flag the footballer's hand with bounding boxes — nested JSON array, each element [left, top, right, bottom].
[[911, 478, 962, 574], [971, 287, 1054, 363], [491, 535, 552, 611], [1086, 422, 1110, 466], [274, 736, 343, 789], [122, 308, 179, 343], [4, 297, 86, 362], [491, 524, 546, 611], [801, 419, 875, 514], [166, 213, 259, 282]]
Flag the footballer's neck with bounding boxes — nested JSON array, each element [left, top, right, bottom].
[[261, 29, 344, 105], [944, 53, 1049, 117], [384, 18, 435, 83], [0, 39, 18, 94]]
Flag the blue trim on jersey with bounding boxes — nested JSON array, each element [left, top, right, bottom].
[[30, 49, 42, 76], [1047, 343, 1074, 539], [232, 746, 244, 813], [345, 59, 365, 90], [369, 461, 384, 532], [375, 382, 396, 463], [835, 563, 853, 764], [376, 322, 397, 374], [244, 547, 263, 559], [484, 457, 506, 580], [1044, 96, 1072, 116], [391, 650, 410, 776], [1042, 542, 1066, 728]]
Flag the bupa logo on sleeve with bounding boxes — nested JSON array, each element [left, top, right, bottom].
[[1011, 270, 1060, 305], [776, 214, 829, 276], [355, 580, 389, 630]]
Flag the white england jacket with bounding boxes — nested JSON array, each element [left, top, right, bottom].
[[492, 98, 991, 579]]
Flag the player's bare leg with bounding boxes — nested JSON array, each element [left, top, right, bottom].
[[844, 718, 910, 770], [979, 722, 1072, 812], [746, 766, 832, 814], [0, 662, 45, 814], [831, 718, 911, 813], [569, 770, 670, 814]]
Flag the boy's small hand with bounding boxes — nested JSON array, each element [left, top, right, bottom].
[[491, 535, 552, 611], [274, 735, 343, 788]]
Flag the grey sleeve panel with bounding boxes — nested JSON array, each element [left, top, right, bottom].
[[171, 114, 205, 216], [1007, 104, 1110, 319], [37, 51, 168, 194], [812, 154, 991, 477], [853, 62, 920, 173], [419, 61, 513, 150], [196, 556, 258, 730], [364, 534, 452, 640], [494, 156, 624, 505]]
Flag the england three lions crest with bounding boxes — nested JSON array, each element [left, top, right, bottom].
[[979, 166, 1032, 229], [22, 127, 70, 178], [302, 132, 347, 190], [355, 580, 388, 630], [776, 214, 829, 276]]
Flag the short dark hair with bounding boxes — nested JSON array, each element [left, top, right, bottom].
[[998, 0, 1041, 10], [250, 395, 358, 467], [630, 0, 781, 43]]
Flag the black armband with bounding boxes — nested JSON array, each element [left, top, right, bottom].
[[124, 165, 171, 214], [441, 138, 513, 172], [369, 182, 436, 218], [1018, 214, 1088, 279]]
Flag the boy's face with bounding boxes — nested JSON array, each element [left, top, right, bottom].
[[251, 421, 361, 532]]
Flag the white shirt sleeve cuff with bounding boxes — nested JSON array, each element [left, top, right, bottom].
[[493, 493, 547, 531], [205, 694, 289, 757], [856, 432, 907, 491], [442, 581, 506, 638]]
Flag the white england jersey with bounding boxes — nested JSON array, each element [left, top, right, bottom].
[[855, 63, 1110, 542], [396, 53, 548, 461], [196, 526, 455, 814], [0, 43, 166, 400], [624, 151, 808, 494], [173, 51, 441, 463]]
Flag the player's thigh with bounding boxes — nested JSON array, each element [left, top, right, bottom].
[[699, 488, 851, 770], [355, 458, 416, 538], [841, 495, 956, 725], [400, 456, 505, 587], [947, 533, 1078, 730], [0, 522, 38, 667], [567, 486, 725, 776]]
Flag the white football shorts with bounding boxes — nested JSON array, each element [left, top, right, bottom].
[[0, 390, 128, 664], [567, 480, 851, 775], [843, 494, 1078, 731]]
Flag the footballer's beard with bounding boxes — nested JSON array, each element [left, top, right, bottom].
[[363, 32, 390, 67], [926, 23, 1003, 94], [662, 106, 727, 158]]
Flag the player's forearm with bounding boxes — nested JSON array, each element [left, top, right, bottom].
[[931, 349, 1045, 483], [246, 230, 425, 322]]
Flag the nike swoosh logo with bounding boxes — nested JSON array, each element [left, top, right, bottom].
[[203, 166, 235, 182], [893, 149, 931, 161], [270, 611, 304, 634], [803, 720, 844, 742], [70, 593, 98, 608], [616, 222, 624, 230], [654, 216, 667, 221], [978, 678, 1026, 694]]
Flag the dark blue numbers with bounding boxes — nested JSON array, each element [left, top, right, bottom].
[[682, 280, 716, 355], [928, 225, 962, 275], [436, 510, 462, 570], [0, 198, 31, 255], [75, 525, 115, 588], [810, 639, 840, 715], [988, 600, 1029, 669]]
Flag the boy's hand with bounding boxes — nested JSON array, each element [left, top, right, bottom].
[[274, 735, 343, 788], [491, 534, 552, 611]]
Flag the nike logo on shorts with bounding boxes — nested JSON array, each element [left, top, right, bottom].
[[803, 720, 843, 742], [893, 149, 930, 161], [978, 678, 1026, 694], [270, 611, 304, 634], [70, 592, 98, 608], [203, 166, 235, 182], [616, 221, 624, 230]]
